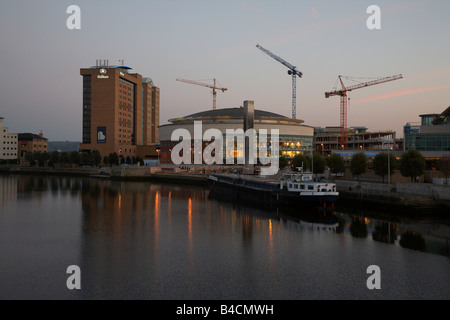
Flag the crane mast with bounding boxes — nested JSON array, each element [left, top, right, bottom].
[[325, 74, 403, 149], [256, 44, 302, 119], [176, 78, 227, 110]]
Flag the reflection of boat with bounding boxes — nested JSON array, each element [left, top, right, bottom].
[[299, 220, 339, 231], [208, 171, 339, 207]]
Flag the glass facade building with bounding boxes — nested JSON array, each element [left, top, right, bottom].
[[404, 108, 450, 151]]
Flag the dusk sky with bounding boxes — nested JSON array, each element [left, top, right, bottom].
[[1, 0, 449, 141]]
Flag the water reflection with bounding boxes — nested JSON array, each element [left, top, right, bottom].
[[2, 174, 450, 261], [1, 174, 450, 299]]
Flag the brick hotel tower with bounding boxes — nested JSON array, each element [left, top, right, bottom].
[[79, 60, 160, 160]]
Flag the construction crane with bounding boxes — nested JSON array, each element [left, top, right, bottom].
[[176, 78, 227, 110], [325, 74, 403, 149], [256, 44, 303, 119]]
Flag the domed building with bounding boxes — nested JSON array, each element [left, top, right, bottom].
[[158, 103, 314, 164]]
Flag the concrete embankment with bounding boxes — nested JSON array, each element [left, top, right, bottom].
[[109, 166, 208, 185], [336, 180, 450, 213], [0, 166, 98, 176]]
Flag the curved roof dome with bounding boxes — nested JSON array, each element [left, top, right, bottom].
[[169, 107, 303, 124]]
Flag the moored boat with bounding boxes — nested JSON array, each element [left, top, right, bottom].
[[207, 170, 339, 207]]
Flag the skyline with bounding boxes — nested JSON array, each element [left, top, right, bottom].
[[1, 0, 449, 141]]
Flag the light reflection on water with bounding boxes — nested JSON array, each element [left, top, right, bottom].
[[0, 175, 449, 300]]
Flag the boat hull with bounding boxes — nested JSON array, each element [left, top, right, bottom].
[[208, 174, 338, 207]]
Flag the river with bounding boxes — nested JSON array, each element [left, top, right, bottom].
[[0, 174, 449, 300]]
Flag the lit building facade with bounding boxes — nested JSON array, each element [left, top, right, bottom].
[[79, 60, 160, 160], [158, 106, 314, 164], [0, 117, 18, 161]]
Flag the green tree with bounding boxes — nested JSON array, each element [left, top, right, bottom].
[[291, 154, 311, 172], [60, 152, 70, 165], [48, 151, 60, 167], [41, 151, 50, 167], [313, 152, 326, 176], [90, 150, 102, 167], [70, 151, 81, 166], [80, 152, 91, 166], [108, 152, 119, 166], [25, 151, 34, 166], [279, 156, 288, 170], [399, 150, 426, 182], [327, 154, 345, 175], [34, 151, 43, 167], [350, 152, 367, 181], [373, 153, 396, 183]]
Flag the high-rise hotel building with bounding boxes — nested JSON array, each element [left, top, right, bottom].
[[79, 61, 160, 159]]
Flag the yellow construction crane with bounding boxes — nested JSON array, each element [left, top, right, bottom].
[[176, 78, 227, 110]]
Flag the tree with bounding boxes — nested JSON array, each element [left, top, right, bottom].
[[41, 151, 50, 167], [70, 151, 81, 166], [291, 154, 311, 172], [373, 153, 396, 183], [438, 158, 450, 184], [350, 152, 367, 181], [327, 154, 345, 175], [34, 151, 43, 167], [279, 156, 288, 170], [108, 152, 119, 166], [399, 150, 426, 182], [90, 150, 102, 167], [25, 151, 34, 166], [80, 152, 91, 166], [313, 152, 326, 176], [48, 151, 60, 167], [60, 152, 70, 165]]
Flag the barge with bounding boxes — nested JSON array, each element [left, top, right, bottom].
[[208, 171, 339, 207]]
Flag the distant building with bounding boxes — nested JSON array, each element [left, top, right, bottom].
[[18, 132, 48, 163], [0, 117, 18, 161], [158, 105, 314, 164], [404, 106, 450, 152], [314, 126, 400, 157], [79, 60, 160, 161]]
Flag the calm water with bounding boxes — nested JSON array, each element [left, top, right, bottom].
[[0, 174, 449, 300]]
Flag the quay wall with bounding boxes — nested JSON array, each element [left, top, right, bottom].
[[336, 180, 450, 211]]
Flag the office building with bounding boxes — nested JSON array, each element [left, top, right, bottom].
[[404, 106, 450, 152], [79, 60, 160, 160], [0, 117, 18, 161], [18, 132, 48, 163]]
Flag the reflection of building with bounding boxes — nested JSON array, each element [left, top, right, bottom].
[[18, 132, 48, 163], [158, 105, 314, 164], [0, 175, 17, 208], [0, 117, 18, 161], [404, 107, 450, 152], [314, 126, 401, 157], [79, 60, 160, 160]]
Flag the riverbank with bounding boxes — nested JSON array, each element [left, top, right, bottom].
[[336, 180, 450, 214], [1, 165, 449, 213]]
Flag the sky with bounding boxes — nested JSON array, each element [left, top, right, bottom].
[[0, 0, 449, 141]]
